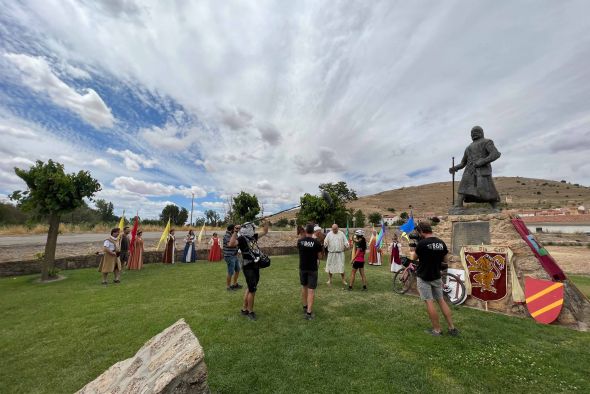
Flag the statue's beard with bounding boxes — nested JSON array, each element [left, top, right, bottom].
[[471, 133, 483, 141]]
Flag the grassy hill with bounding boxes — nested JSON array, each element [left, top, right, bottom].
[[273, 177, 590, 221]]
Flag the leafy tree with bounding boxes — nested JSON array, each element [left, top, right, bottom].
[[95, 199, 116, 222], [299, 182, 358, 227], [353, 209, 366, 228], [289, 219, 296, 227], [0, 202, 30, 225], [232, 191, 260, 223], [297, 193, 331, 227], [160, 204, 189, 226], [400, 211, 409, 220], [194, 217, 206, 226], [368, 212, 383, 225], [204, 209, 221, 226], [10, 160, 101, 280], [62, 202, 101, 224], [275, 217, 289, 227], [319, 181, 358, 202]]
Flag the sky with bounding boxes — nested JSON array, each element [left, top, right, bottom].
[[1, 0, 589, 220]]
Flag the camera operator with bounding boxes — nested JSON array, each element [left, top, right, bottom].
[[408, 222, 459, 337]]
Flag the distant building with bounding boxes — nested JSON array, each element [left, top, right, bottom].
[[383, 215, 399, 225]]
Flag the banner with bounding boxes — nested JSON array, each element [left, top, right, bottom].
[[460, 245, 511, 302]]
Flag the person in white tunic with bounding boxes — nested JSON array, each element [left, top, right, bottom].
[[323, 224, 350, 286]]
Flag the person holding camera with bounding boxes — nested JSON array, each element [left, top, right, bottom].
[[223, 224, 243, 291], [99, 227, 122, 285], [408, 222, 459, 336], [237, 221, 269, 321]]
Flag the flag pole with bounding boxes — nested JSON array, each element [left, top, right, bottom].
[[451, 157, 455, 206], [190, 192, 195, 227]]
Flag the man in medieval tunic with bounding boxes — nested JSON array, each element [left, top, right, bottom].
[[99, 227, 122, 285], [324, 224, 349, 286], [449, 126, 501, 208], [163, 229, 177, 264]]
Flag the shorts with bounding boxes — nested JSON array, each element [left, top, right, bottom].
[[300, 270, 318, 289], [224, 255, 241, 275], [243, 264, 260, 293], [352, 261, 365, 269], [417, 277, 443, 301]]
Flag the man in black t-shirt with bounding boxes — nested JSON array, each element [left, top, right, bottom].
[[237, 221, 269, 321], [298, 223, 323, 320], [409, 222, 459, 337]]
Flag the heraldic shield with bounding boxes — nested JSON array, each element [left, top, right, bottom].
[[461, 246, 509, 302], [525, 277, 564, 324]]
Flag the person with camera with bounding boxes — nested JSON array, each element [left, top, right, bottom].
[[99, 227, 122, 285], [298, 223, 324, 320], [408, 222, 459, 336], [223, 224, 243, 291], [237, 221, 269, 321]]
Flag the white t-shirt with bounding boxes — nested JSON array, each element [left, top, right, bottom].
[[103, 237, 117, 252]]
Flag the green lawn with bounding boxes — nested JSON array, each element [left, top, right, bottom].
[[570, 274, 590, 298], [1, 256, 588, 393]]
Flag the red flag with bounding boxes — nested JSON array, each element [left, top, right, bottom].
[[130, 215, 139, 254]]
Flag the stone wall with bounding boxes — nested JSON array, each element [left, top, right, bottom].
[[435, 212, 589, 328], [0, 246, 298, 278]]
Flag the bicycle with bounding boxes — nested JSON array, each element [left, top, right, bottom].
[[392, 260, 467, 305]]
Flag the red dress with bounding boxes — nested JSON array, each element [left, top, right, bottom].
[[208, 237, 222, 261], [368, 238, 377, 264]]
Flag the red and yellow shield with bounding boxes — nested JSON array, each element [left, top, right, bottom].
[[525, 277, 564, 324]]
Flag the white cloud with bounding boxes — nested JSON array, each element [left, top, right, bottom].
[[112, 176, 207, 198], [140, 122, 197, 151], [4, 53, 115, 128], [201, 201, 225, 210], [0, 125, 37, 138], [90, 158, 111, 169], [106, 148, 158, 171], [294, 147, 344, 175]]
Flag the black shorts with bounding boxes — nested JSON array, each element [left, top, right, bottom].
[[352, 261, 365, 270], [300, 270, 318, 289], [243, 264, 260, 293]]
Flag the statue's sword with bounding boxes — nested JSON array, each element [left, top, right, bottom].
[[452, 156, 455, 206]]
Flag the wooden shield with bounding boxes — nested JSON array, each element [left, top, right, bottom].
[[525, 277, 564, 324]]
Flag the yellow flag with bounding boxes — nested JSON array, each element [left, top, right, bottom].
[[197, 222, 206, 243], [156, 218, 171, 251], [118, 210, 125, 233]]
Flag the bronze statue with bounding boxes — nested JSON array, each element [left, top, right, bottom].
[[449, 126, 501, 209]]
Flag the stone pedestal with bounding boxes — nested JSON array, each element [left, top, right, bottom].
[[77, 319, 210, 393], [435, 212, 589, 330]]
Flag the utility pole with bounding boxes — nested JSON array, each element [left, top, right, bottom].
[[190, 193, 195, 227]]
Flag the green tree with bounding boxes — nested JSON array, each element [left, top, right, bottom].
[[275, 217, 289, 227], [10, 160, 101, 281], [299, 181, 357, 227], [160, 205, 189, 226], [204, 209, 221, 226], [400, 211, 409, 220], [368, 212, 382, 225], [353, 209, 366, 228], [318, 181, 358, 202], [95, 199, 116, 222], [0, 202, 29, 225], [232, 191, 260, 223], [296, 193, 331, 227]]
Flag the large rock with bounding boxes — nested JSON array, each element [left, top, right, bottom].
[[77, 319, 210, 393]]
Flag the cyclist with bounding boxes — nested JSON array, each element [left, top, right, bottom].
[[409, 222, 459, 337]]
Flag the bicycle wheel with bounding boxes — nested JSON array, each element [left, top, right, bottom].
[[392, 270, 413, 294], [441, 272, 467, 305]]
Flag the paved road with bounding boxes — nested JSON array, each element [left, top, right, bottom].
[[0, 230, 289, 247], [0, 231, 212, 246]]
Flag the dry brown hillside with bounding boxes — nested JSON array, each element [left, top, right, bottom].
[[271, 177, 590, 221]]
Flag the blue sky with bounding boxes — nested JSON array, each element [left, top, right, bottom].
[[1, 1, 590, 219]]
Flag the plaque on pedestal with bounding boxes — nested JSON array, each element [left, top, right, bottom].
[[451, 221, 490, 255]]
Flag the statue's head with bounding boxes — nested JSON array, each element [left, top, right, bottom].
[[471, 126, 484, 141]]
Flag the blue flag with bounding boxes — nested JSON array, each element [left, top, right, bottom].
[[399, 215, 415, 241], [376, 221, 386, 248]]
